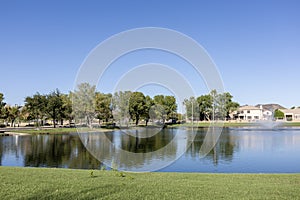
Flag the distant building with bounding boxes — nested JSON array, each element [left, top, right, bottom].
[[231, 105, 262, 121], [231, 105, 273, 121], [279, 108, 300, 121]]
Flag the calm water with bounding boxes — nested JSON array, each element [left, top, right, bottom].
[[1, 127, 300, 173]]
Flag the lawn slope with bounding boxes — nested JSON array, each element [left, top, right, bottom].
[[0, 167, 299, 199]]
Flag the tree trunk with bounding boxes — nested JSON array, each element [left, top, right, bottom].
[[53, 109, 56, 128]]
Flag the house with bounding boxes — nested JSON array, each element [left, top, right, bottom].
[[262, 109, 273, 120], [231, 105, 273, 121], [231, 105, 263, 121], [279, 108, 300, 121]]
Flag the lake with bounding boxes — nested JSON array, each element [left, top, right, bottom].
[[1, 127, 300, 173]]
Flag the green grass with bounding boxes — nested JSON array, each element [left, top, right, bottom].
[[12, 127, 119, 134], [12, 128, 78, 134], [283, 122, 300, 126], [0, 167, 299, 200], [9, 121, 300, 135]]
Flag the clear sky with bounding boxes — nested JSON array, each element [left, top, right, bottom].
[[0, 0, 299, 108]]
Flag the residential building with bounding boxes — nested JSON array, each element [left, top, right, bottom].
[[231, 105, 263, 121], [231, 105, 274, 121], [279, 108, 300, 121]]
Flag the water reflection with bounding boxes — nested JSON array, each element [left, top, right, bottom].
[[186, 128, 235, 165], [78, 128, 185, 171], [0, 128, 300, 172], [0, 134, 101, 169]]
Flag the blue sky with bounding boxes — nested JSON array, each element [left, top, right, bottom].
[[0, 0, 299, 108]]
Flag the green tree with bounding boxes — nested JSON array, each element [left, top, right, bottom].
[[154, 95, 167, 123], [274, 109, 284, 119], [24, 93, 47, 127], [46, 89, 64, 128], [205, 90, 239, 121], [6, 105, 20, 127], [183, 97, 200, 122], [112, 91, 132, 127], [0, 93, 6, 122], [197, 94, 212, 121], [143, 95, 154, 126], [61, 92, 74, 126], [73, 83, 96, 128], [95, 92, 113, 123], [129, 92, 146, 125], [164, 96, 177, 120], [217, 92, 239, 120], [153, 95, 177, 123]]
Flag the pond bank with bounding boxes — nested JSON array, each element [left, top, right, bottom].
[[0, 132, 30, 136], [2, 121, 300, 135]]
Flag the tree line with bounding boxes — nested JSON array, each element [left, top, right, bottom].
[[183, 90, 240, 121], [0, 83, 240, 128]]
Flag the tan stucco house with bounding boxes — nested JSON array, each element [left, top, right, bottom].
[[279, 108, 300, 121]]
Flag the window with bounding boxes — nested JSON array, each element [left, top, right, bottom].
[[247, 110, 250, 113], [247, 116, 252, 120], [254, 116, 259, 119], [286, 115, 293, 121], [241, 111, 244, 114]]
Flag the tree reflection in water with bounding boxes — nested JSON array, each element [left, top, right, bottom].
[[2, 127, 300, 172]]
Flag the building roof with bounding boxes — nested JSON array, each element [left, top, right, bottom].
[[280, 108, 300, 115], [255, 103, 285, 111], [238, 105, 261, 111]]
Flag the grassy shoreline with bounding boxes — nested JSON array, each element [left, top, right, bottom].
[[0, 167, 299, 199], [5, 121, 300, 135]]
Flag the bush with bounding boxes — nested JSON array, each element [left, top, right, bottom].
[[0, 124, 6, 128]]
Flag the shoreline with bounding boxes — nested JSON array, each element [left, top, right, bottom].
[[1, 122, 300, 135]]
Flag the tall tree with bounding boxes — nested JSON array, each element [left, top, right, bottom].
[[217, 92, 239, 120], [24, 93, 47, 127], [112, 91, 132, 127], [5, 105, 20, 127], [183, 97, 200, 121], [46, 89, 64, 128], [72, 83, 96, 128], [0, 93, 6, 123], [95, 92, 113, 123], [129, 92, 146, 125], [143, 95, 154, 126], [197, 94, 212, 121], [164, 96, 177, 120], [154, 95, 177, 123], [61, 92, 73, 125]]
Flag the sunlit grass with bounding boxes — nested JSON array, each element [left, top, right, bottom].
[[9, 121, 300, 135], [12, 128, 78, 134], [0, 167, 299, 200]]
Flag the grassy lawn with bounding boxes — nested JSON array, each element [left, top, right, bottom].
[[8, 121, 300, 135], [12, 128, 78, 134], [0, 167, 299, 200]]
